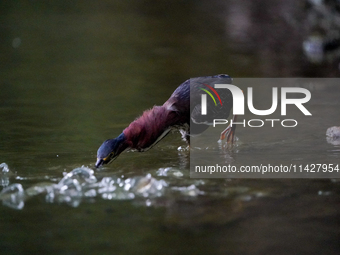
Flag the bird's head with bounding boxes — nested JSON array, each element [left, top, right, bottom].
[[95, 133, 127, 168]]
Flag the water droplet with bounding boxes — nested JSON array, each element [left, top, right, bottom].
[[0, 163, 9, 173], [0, 183, 25, 210]]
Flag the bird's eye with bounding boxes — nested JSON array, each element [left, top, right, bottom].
[[103, 152, 114, 162]]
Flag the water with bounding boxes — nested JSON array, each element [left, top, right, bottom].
[[0, 1, 340, 254]]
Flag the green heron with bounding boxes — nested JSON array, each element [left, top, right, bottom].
[[95, 74, 235, 167]]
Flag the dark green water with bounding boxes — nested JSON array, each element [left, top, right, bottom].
[[0, 1, 339, 255]]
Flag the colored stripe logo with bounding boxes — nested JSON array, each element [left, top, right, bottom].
[[199, 83, 223, 106]]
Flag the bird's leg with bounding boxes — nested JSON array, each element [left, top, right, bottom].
[[220, 115, 237, 144]]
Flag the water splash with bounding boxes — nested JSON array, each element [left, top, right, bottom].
[[0, 166, 172, 209], [0, 183, 25, 210], [156, 167, 184, 177], [46, 166, 98, 207], [0, 164, 257, 210], [172, 184, 205, 196], [0, 163, 13, 187], [0, 163, 9, 173]]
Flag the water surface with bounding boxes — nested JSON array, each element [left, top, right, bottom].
[[0, 1, 339, 255]]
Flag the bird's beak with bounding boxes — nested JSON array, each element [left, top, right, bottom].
[[95, 158, 104, 168]]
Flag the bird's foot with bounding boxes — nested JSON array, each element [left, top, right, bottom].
[[220, 125, 231, 141], [220, 115, 237, 144], [220, 126, 236, 144]]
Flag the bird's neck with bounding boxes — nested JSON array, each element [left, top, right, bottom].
[[123, 105, 183, 151]]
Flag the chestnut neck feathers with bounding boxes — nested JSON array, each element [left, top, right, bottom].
[[123, 104, 188, 151]]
